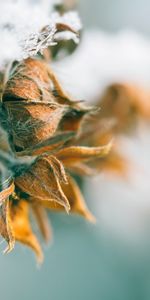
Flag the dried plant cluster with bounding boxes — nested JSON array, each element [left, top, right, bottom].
[[0, 54, 112, 261], [0, 1, 150, 262], [84, 83, 150, 176]]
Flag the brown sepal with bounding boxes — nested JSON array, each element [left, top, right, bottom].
[[15, 155, 70, 212]]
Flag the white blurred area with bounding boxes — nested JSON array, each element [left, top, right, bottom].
[[53, 29, 150, 243], [53, 30, 150, 100]]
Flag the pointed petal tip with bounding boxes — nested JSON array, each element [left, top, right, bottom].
[[65, 202, 71, 214], [78, 208, 96, 224], [102, 140, 113, 156], [3, 240, 15, 254], [36, 250, 44, 266], [84, 211, 96, 224]]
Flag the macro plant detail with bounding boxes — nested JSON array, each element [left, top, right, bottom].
[[0, 42, 110, 261], [1, 0, 150, 264]]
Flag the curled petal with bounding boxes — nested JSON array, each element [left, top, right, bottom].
[[43, 155, 68, 184], [56, 143, 112, 166]]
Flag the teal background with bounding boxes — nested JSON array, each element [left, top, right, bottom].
[[1, 212, 150, 300], [80, 0, 150, 36]]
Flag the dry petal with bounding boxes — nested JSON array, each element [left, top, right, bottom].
[[87, 149, 129, 177], [0, 181, 14, 204], [19, 131, 76, 156], [2, 58, 90, 151], [0, 55, 114, 261], [98, 83, 150, 133], [10, 199, 43, 263], [3, 59, 54, 102], [15, 155, 70, 212], [59, 107, 91, 134], [56, 143, 112, 167], [42, 175, 96, 222], [67, 163, 97, 176], [31, 203, 52, 243], [0, 199, 15, 254], [61, 175, 96, 222], [3, 101, 68, 150]]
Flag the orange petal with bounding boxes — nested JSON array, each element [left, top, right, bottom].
[[31, 203, 52, 243], [62, 176, 96, 222], [87, 148, 129, 177], [10, 199, 43, 263], [98, 83, 150, 133]]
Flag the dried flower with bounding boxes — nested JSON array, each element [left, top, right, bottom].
[[0, 57, 111, 262], [76, 82, 150, 176], [98, 83, 150, 133]]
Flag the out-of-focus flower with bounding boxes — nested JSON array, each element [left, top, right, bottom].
[[73, 82, 150, 177], [98, 83, 150, 134]]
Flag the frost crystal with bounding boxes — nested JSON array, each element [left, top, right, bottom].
[[0, 0, 81, 69]]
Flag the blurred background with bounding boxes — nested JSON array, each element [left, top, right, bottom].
[[80, 0, 150, 35], [1, 1, 150, 300]]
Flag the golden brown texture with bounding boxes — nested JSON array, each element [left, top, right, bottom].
[[0, 58, 111, 261]]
